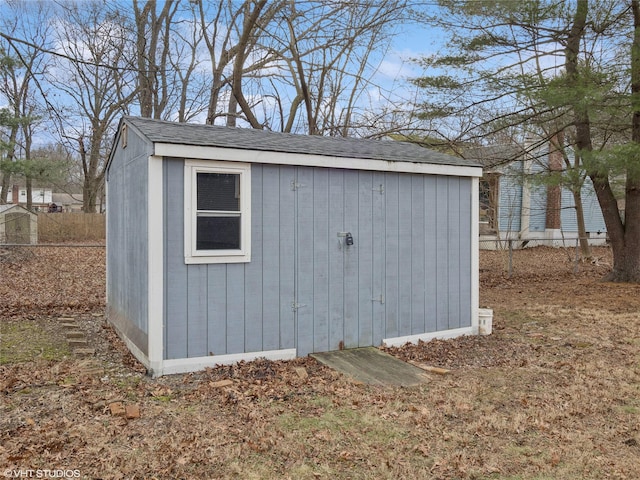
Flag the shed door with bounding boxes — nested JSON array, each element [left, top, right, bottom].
[[293, 168, 386, 356], [6, 212, 31, 244]]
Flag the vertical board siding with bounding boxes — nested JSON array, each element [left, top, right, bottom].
[[245, 165, 263, 353], [225, 264, 246, 353], [260, 166, 283, 351], [371, 172, 386, 346], [106, 131, 150, 354], [342, 170, 360, 349], [357, 171, 374, 347], [186, 265, 208, 357], [163, 160, 474, 359], [457, 179, 473, 329], [295, 167, 316, 356], [397, 174, 414, 337], [207, 266, 227, 355], [278, 166, 296, 350], [312, 169, 330, 353], [446, 177, 462, 330], [410, 175, 426, 335], [435, 178, 450, 331], [423, 176, 438, 333], [383, 173, 400, 339], [328, 170, 345, 351], [164, 158, 188, 359]]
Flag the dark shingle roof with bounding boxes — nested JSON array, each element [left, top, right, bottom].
[[123, 116, 480, 168]]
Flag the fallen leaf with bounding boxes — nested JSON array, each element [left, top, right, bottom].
[[209, 379, 234, 388]]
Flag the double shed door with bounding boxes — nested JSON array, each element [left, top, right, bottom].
[[293, 167, 388, 356], [291, 165, 470, 357]]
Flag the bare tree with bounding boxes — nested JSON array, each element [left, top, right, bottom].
[[48, 1, 137, 213], [194, 0, 285, 127], [194, 0, 410, 135], [0, 0, 51, 207], [166, 1, 209, 122], [273, 0, 411, 136], [132, 0, 180, 119]]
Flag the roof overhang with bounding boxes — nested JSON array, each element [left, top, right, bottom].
[[154, 142, 483, 178]]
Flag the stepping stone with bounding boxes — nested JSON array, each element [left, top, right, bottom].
[[73, 348, 95, 359], [66, 331, 85, 339]]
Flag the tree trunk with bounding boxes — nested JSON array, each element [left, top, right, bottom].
[[572, 188, 592, 260], [605, 0, 640, 282], [566, 0, 639, 281], [0, 172, 10, 204], [25, 176, 32, 211], [82, 175, 101, 213], [229, 0, 268, 130], [1, 123, 20, 204]]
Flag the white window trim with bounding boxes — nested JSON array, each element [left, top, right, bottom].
[[184, 159, 251, 264]]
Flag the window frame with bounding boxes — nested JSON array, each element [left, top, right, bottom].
[[184, 160, 251, 264]]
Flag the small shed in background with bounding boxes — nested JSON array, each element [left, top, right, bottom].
[[106, 116, 483, 376], [0, 204, 38, 244]]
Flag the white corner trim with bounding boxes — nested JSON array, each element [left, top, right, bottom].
[[147, 155, 164, 367], [158, 349, 298, 376], [471, 176, 480, 335], [383, 327, 474, 348], [156, 143, 482, 178]]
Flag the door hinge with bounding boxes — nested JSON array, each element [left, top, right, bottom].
[[372, 294, 385, 304], [291, 301, 307, 311]]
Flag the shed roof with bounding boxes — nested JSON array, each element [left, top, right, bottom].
[[0, 204, 34, 215], [121, 116, 480, 170]]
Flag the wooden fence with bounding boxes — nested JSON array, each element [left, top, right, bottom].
[[37, 213, 105, 243]]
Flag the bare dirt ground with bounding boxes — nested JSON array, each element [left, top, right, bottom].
[[1, 245, 640, 479]]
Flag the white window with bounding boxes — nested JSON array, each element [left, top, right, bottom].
[[184, 160, 251, 264]]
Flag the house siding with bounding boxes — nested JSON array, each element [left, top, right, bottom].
[[163, 159, 473, 359], [106, 128, 150, 355], [560, 178, 607, 233], [528, 183, 548, 232], [495, 160, 605, 236], [497, 163, 523, 232]]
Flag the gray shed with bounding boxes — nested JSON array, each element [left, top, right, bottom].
[[106, 116, 482, 376]]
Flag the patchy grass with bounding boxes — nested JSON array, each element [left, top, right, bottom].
[[0, 318, 70, 364]]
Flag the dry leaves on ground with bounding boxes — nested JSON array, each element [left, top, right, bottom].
[[1, 245, 640, 479]]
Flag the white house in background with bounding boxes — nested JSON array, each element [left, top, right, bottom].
[[462, 141, 607, 249], [0, 185, 53, 212]]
